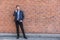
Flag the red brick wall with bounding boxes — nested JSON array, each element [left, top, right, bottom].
[[0, 0, 60, 33]]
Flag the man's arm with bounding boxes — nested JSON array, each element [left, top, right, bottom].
[[22, 11, 24, 20], [13, 11, 16, 16]]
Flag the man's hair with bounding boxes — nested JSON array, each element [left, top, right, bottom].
[[16, 5, 20, 8]]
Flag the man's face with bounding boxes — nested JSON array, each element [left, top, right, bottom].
[[17, 6, 20, 10]]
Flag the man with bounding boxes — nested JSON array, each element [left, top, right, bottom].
[[13, 5, 27, 39]]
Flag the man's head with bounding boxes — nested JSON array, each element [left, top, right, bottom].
[[16, 5, 20, 10]]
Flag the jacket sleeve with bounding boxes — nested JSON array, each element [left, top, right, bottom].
[[22, 11, 25, 20], [13, 11, 16, 16]]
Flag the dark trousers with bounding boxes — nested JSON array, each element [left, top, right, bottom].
[[15, 21, 26, 37]]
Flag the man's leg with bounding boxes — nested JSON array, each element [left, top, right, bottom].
[[19, 22, 27, 39], [15, 21, 19, 39]]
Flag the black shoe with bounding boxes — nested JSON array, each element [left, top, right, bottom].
[[24, 36, 27, 39], [17, 36, 19, 39]]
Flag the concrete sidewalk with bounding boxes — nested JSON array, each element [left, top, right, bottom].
[[0, 33, 60, 40], [0, 37, 60, 40]]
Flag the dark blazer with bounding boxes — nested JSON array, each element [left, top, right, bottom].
[[13, 10, 24, 21]]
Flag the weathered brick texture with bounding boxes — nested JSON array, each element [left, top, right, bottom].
[[0, 0, 60, 33]]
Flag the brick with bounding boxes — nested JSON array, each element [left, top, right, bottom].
[[0, 0, 60, 33]]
